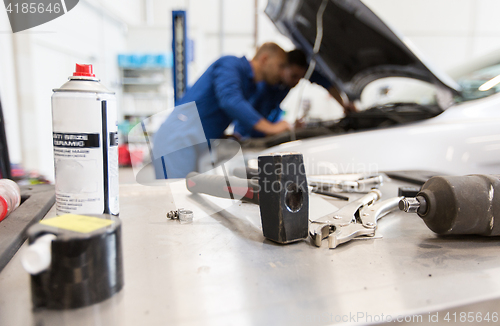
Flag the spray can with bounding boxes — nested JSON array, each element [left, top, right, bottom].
[[52, 64, 119, 215]]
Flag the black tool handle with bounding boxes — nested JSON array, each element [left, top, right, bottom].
[[186, 172, 260, 204]]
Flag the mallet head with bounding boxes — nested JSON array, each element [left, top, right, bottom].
[[258, 152, 309, 244]]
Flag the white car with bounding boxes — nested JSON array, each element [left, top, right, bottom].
[[254, 0, 500, 176]]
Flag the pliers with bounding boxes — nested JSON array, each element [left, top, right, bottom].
[[310, 189, 402, 248]]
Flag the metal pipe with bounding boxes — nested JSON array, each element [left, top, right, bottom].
[[145, 0, 154, 26], [254, 0, 259, 49]]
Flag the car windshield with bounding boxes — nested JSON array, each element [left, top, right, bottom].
[[456, 63, 500, 102], [359, 60, 500, 108]]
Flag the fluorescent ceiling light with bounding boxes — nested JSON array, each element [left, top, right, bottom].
[[479, 74, 500, 91]]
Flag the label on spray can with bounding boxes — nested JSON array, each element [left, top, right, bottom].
[[52, 65, 119, 215]]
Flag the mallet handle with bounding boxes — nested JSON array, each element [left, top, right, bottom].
[[186, 172, 260, 205], [232, 167, 259, 180]]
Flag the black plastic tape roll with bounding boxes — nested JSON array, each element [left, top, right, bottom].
[[26, 214, 123, 310]]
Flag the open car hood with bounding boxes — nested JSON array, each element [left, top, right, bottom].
[[265, 0, 461, 100]]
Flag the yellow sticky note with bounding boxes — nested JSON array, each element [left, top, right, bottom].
[[40, 214, 114, 233]]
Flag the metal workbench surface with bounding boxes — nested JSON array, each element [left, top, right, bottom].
[[1, 176, 500, 326]]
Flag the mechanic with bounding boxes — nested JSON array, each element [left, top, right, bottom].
[[152, 42, 291, 179], [233, 49, 356, 139]]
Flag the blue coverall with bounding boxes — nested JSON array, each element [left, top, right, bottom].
[[152, 56, 264, 178], [234, 70, 333, 139]]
